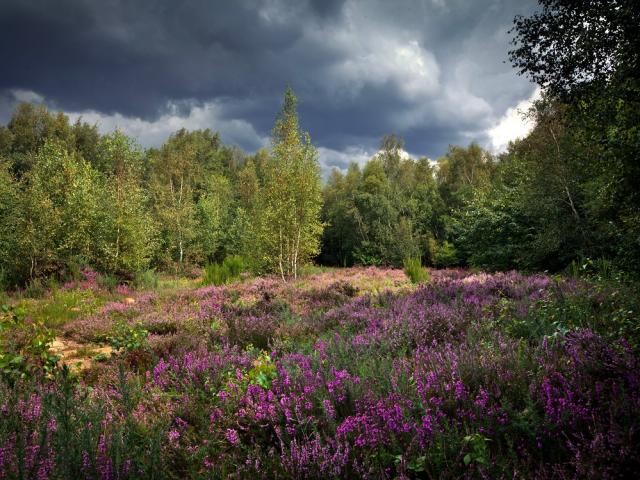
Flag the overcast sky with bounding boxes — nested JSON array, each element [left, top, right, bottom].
[[0, 0, 539, 173]]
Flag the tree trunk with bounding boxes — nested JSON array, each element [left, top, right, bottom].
[[293, 227, 301, 279], [549, 125, 581, 222], [278, 227, 286, 282]]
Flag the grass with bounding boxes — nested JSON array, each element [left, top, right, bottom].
[[156, 275, 200, 291], [16, 288, 103, 328], [298, 264, 337, 276], [133, 269, 160, 290]]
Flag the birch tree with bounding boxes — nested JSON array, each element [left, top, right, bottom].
[[17, 140, 99, 279], [149, 133, 198, 266], [259, 87, 323, 280], [96, 131, 156, 276]]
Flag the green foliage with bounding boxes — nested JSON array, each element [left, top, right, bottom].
[[431, 240, 459, 268], [133, 269, 160, 290], [491, 297, 569, 344], [507, 0, 640, 273], [0, 164, 21, 288], [567, 257, 619, 282], [194, 175, 231, 264], [202, 255, 245, 286], [23, 278, 47, 298], [437, 143, 495, 211], [256, 87, 324, 279], [450, 187, 529, 271], [95, 131, 157, 276], [97, 272, 119, 291], [108, 320, 149, 354], [0, 304, 59, 382], [403, 257, 429, 284], [23, 287, 100, 328], [4, 103, 76, 176], [321, 136, 445, 268], [14, 139, 100, 282], [202, 262, 226, 286], [298, 264, 335, 276], [491, 277, 640, 349], [223, 255, 245, 278], [462, 433, 491, 467], [148, 128, 228, 267], [245, 350, 278, 390]]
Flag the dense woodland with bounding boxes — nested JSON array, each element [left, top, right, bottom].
[[1, 71, 639, 287]]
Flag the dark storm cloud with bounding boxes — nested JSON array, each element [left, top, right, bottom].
[[0, 0, 537, 164]]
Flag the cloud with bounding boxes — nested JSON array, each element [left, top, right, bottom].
[[67, 100, 269, 151], [326, 36, 440, 101], [0, 0, 539, 166], [317, 145, 375, 174], [487, 88, 541, 152], [0, 89, 268, 151]]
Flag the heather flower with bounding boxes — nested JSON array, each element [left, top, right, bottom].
[[115, 284, 130, 295], [2, 267, 637, 478], [322, 399, 336, 420], [225, 428, 240, 445], [474, 387, 490, 410], [454, 379, 466, 399], [203, 456, 214, 470], [168, 429, 180, 443]]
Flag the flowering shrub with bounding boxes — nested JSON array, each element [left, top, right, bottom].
[[0, 268, 638, 478]]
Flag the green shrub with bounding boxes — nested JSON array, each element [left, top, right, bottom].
[[403, 257, 430, 284], [133, 269, 159, 290], [298, 264, 335, 276], [97, 272, 119, 291], [107, 320, 149, 354], [24, 278, 46, 298], [567, 259, 581, 278], [30, 288, 99, 328], [353, 245, 383, 266], [223, 255, 245, 278], [433, 240, 459, 268], [0, 304, 60, 382], [567, 257, 618, 281], [202, 256, 246, 286], [202, 263, 227, 286]]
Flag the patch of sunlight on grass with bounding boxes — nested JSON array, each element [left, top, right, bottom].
[[298, 264, 337, 277], [157, 276, 201, 291], [17, 288, 104, 328]]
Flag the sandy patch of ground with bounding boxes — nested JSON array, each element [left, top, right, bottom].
[[50, 337, 113, 372]]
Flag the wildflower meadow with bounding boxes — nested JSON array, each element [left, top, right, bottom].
[[1, 267, 638, 478]]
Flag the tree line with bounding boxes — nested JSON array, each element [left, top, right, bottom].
[[0, 88, 323, 286], [323, 0, 639, 274], [0, 0, 638, 286]]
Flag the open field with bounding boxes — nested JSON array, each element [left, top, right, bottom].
[[1, 267, 639, 479]]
